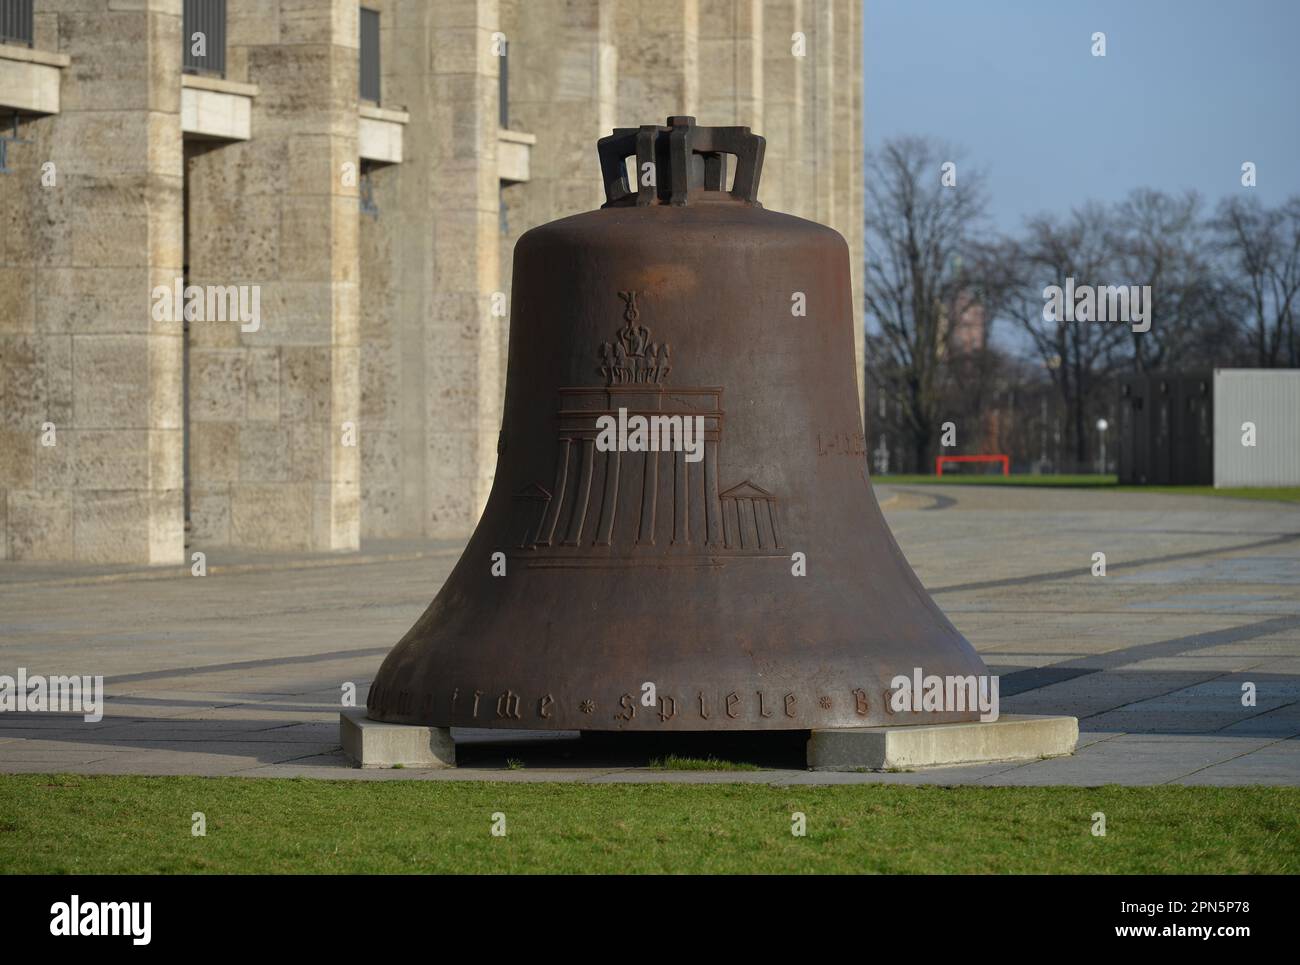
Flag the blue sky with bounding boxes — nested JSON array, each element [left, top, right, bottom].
[[864, 0, 1300, 233]]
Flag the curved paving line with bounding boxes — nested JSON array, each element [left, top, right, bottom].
[[930, 531, 1300, 594]]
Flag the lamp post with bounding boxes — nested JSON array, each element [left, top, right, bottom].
[[1096, 417, 1109, 475]]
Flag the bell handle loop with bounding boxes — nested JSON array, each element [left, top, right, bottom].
[[598, 119, 765, 207], [688, 125, 766, 204]]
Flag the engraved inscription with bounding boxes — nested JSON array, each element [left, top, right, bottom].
[[725, 691, 740, 719], [816, 430, 867, 456], [616, 693, 636, 721], [852, 688, 869, 716], [497, 690, 522, 719]]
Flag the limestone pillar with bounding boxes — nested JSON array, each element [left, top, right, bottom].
[[186, 0, 360, 553], [0, 0, 184, 564]]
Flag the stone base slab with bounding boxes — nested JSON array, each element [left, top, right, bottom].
[[806, 715, 1078, 771], [340, 708, 455, 768]]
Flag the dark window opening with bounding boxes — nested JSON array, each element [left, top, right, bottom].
[[498, 39, 509, 128], [0, 0, 33, 47], [359, 161, 379, 217], [360, 7, 381, 104], [183, 0, 227, 77]]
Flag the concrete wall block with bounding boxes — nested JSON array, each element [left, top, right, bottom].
[[186, 176, 283, 273], [330, 194, 361, 286], [146, 8, 183, 114], [227, 0, 282, 48], [193, 136, 290, 200], [32, 177, 153, 270], [280, 346, 332, 422], [246, 44, 337, 135], [190, 421, 239, 483], [314, 478, 360, 549], [430, 25, 491, 75], [57, 12, 153, 113], [242, 281, 333, 346], [73, 490, 152, 563], [72, 429, 150, 489], [230, 481, 313, 551], [33, 426, 73, 490], [360, 425, 400, 535], [360, 343, 399, 424], [238, 423, 294, 482], [148, 176, 185, 270], [188, 347, 248, 423], [69, 335, 149, 429], [285, 133, 341, 197], [289, 421, 326, 482], [148, 428, 185, 491], [279, 196, 337, 282], [0, 427, 36, 489], [149, 333, 183, 429], [428, 0, 495, 32], [277, 0, 334, 46], [189, 488, 232, 545], [6, 489, 74, 561], [35, 268, 151, 336], [147, 487, 185, 564], [41, 335, 74, 428], [41, 111, 140, 179], [245, 347, 282, 421], [0, 336, 42, 429], [326, 45, 362, 125]]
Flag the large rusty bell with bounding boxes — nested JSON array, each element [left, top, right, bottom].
[[367, 117, 989, 732]]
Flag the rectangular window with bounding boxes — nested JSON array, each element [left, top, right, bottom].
[[498, 39, 509, 128], [360, 7, 381, 104], [0, 0, 34, 48], [182, 0, 227, 78]]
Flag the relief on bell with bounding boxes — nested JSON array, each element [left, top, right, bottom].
[[513, 290, 781, 559]]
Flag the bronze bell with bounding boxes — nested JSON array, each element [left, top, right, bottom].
[[367, 117, 989, 732]]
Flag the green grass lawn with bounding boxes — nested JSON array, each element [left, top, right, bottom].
[[876, 474, 1300, 503], [1, 775, 1295, 874]]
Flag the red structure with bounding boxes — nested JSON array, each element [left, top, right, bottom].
[[935, 454, 1010, 477]]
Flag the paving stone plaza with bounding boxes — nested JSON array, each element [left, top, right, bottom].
[[1, 483, 1297, 785]]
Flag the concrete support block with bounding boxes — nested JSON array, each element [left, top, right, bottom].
[[0, 46, 69, 115], [340, 708, 456, 768], [807, 715, 1079, 771]]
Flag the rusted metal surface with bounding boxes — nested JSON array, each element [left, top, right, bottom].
[[367, 117, 989, 731]]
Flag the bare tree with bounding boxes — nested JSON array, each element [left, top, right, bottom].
[[863, 136, 990, 472], [1211, 195, 1300, 367], [993, 204, 1128, 469], [1110, 189, 1224, 372]]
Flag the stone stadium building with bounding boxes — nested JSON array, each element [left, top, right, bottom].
[[0, 0, 863, 564]]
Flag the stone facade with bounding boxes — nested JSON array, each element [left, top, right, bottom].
[[0, 0, 864, 564]]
